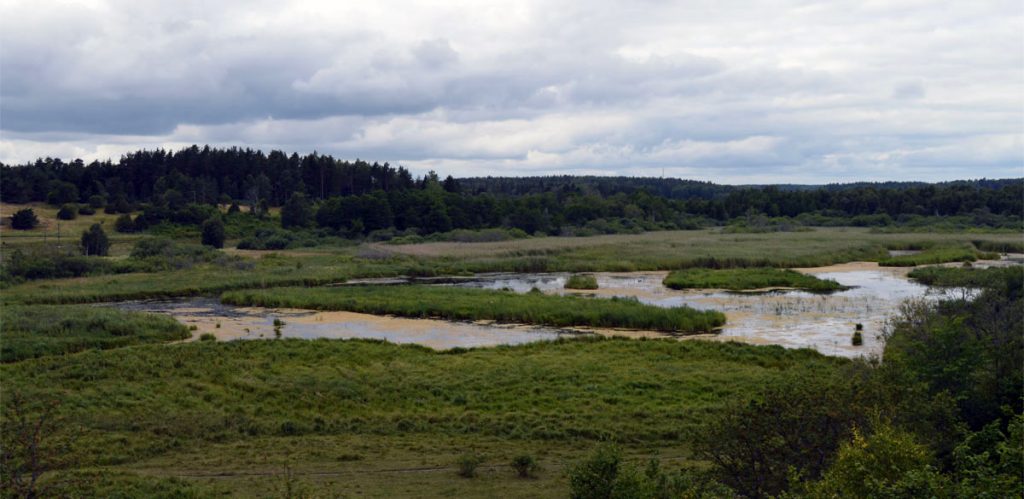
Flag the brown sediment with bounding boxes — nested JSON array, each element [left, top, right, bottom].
[[793, 261, 910, 275]]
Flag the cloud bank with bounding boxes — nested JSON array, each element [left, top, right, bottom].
[[1, 0, 1021, 183]]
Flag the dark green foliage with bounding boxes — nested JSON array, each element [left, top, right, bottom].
[[77, 205, 95, 215], [222, 285, 726, 333], [883, 274, 1023, 430], [199, 333, 216, 342], [87, 194, 106, 208], [565, 274, 599, 290], [114, 213, 135, 233], [852, 330, 863, 346], [56, 203, 78, 220], [568, 445, 622, 498], [663, 268, 845, 292], [0, 250, 131, 283], [80, 224, 109, 256], [46, 181, 78, 205], [566, 446, 721, 498], [201, 217, 225, 248], [457, 453, 482, 478], [0, 305, 189, 362], [280, 192, 313, 229], [9, 208, 39, 230], [691, 372, 874, 498], [908, 266, 1023, 288], [510, 454, 538, 478]]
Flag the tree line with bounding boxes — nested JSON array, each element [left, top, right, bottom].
[[2, 145, 1021, 238]]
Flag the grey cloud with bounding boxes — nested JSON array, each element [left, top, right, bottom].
[[1, 0, 1021, 182]]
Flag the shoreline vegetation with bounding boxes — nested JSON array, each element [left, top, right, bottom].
[[221, 285, 726, 333], [663, 267, 846, 292], [0, 305, 189, 362]]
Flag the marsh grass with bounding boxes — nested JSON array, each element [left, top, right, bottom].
[[0, 337, 843, 470], [0, 305, 189, 362], [222, 285, 725, 333], [907, 266, 1023, 288], [564, 274, 598, 290], [663, 268, 845, 292], [878, 246, 999, 267]]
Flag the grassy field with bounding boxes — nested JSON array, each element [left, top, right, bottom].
[[0, 304, 190, 362], [5, 228, 1021, 305], [1, 202, 146, 257], [1, 337, 843, 496], [222, 285, 725, 333], [662, 268, 845, 292]]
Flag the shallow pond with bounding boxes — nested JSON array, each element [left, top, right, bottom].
[[450, 262, 981, 358], [111, 256, 1014, 357], [112, 298, 570, 350]]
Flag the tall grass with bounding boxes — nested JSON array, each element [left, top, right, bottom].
[[878, 247, 999, 267], [663, 268, 845, 292], [1, 337, 843, 468], [0, 305, 189, 362], [907, 266, 1023, 288], [222, 285, 726, 333]]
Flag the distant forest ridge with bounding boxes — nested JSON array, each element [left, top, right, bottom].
[[1, 145, 1021, 237]]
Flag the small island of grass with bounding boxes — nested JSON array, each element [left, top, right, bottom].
[[222, 285, 725, 333], [565, 274, 599, 290], [662, 268, 845, 292]]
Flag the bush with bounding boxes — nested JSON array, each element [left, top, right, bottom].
[[9, 209, 39, 230], [114, 214, 135, 233], [565, 274, 599, 290], [807, 424, 943, 498], [510, 454, 538, 478], [457, 453, 482, 478], [87, 194, 106, 208], [56, 204, 78, 220], [852, 330, 864, 346], [201, 217, 225, 248], [80, 224, 110, 256], [77, 205, 96, 216], [198, 333, 216, 342]]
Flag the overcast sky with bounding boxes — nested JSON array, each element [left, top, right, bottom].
[[1, 0, 1021, 183]]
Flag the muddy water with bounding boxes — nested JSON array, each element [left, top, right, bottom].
[[111, 255, 1016, 357], [451, 263, 981, 358], [112, 298, 569, 349]]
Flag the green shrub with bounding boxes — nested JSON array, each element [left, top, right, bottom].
[[852, 330, 864, 346], [457, 453, 482, 478], [80, 224, 110, 256], [9, 208, 39, 230], [199, 333, 216, 342], [114, 214, 135, 233], [510, 454, 538, 478], [201, 217, 226, 248], [57, 204, 78, 220]]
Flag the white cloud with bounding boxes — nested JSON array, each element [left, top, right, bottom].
[[1, 0, 1021, 182]]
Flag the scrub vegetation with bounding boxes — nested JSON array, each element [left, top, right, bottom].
[[662, 267, 845, 292], [222, 285, 725, 333], [0, 305, 189, 362]]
